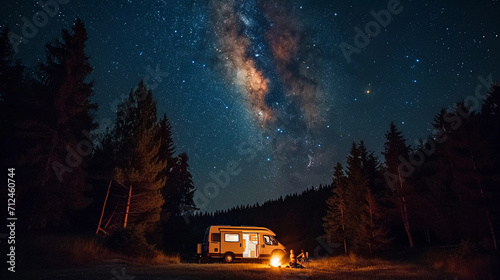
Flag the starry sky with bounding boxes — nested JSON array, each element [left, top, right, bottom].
[[2, 0, 499, 212]]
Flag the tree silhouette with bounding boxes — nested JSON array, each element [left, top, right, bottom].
[[0, 26, 25, 143], [359, 188, 392, 254], [346, 142, 390, 254], [161, 152, 197, 251], [0, 25, 26, 175], [323, 162, 349, 254], [0, 26, 28, 230], [14, 19, 97, 229], [479, 83, 500, 250], [112, 81, 166, 235], [157, 114, 177, 225], [382, 122, 414, 248]]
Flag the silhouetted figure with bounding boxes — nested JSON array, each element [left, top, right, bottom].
[[289, 249, 297, 265], [288, 249, 304, 269], [297, 249, 309, 267], [297, 249, 305, 262]]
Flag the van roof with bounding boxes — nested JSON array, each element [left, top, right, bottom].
[[209, 225, 276, 235]]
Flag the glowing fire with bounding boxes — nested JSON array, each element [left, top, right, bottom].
[[270, 256, 281, 267]]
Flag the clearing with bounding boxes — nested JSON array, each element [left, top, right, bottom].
[[13, 258, 455, 280]]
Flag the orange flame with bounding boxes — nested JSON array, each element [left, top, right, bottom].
[[270, 256, 282, 267]]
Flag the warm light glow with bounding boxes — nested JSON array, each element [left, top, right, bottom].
[[270, 256, 281, 267]]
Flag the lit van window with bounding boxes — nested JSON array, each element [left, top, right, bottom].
[[264, 235, 278, 245], [224, 233, 239, 242]]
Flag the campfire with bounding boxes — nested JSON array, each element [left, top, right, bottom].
[[269, 256, 282, 268]]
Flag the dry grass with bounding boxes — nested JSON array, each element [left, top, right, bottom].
[[305, 254, 451, 280], [16, 236, 497, 280], [16, 254, 458, 280], [135, 250, 180, 265], [17, 234, 180, 270], [18, 234, 116, 268], [425, 249, 499, 280]]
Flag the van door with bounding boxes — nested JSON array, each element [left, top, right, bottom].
[[208, 231, 221, 257], [242, 233, 259, 258], [220, 231, 242, 258]]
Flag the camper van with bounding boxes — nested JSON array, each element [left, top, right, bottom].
[[203, 225, 286, 263]]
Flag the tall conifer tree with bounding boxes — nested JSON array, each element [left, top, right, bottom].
[[112, 81, 166, 235], [382, 123, 414, 247], [18, 19, 97, 229], [323, 162, 349, 254]]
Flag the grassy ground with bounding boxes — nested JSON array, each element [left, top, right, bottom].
[[10, 235, 498, 280], [15, 234, 180, 270], [13, 259, 454, 280]]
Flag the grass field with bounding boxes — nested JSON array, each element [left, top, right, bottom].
[[11, 235, 498, 280], [13, 257, 460, 280]]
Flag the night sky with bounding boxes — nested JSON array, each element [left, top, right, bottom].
[[2, 0, 499, 212]]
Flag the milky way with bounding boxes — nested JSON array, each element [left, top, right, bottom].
[[210, 0, 329, 187], [4, 0, 498, 211]]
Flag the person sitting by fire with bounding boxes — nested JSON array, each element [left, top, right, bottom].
[[289, 249, 297, 265], [288, 249, 304, 268], [297, 249, 306, 262]]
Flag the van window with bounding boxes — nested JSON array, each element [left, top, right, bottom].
[[264, 235, 279, 246], [224, 233, 239, 242], [211, 233, 221, 242]]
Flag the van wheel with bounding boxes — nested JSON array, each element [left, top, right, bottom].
[[224, 252, 235, 263]]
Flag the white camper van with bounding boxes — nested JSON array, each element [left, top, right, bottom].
[[203, 225, 286, 263]]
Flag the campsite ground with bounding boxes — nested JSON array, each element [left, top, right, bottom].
[[13, 258, 457, 280], [12, 235, 497, 280]]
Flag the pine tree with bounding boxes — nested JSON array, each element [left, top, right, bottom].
[[382, 123, 414, 248], [382, 123, 411, 191], [0, 25, 25, 123], [323, 162, 348, 254], [112, 81, 166, 235], [419, 109, 464, 243], [0, 25, 26, 170], [161, 152, 197, 251], [434, 101, 498, 249], [157, 115, 176, 224], [175, 153, 197, 215], [448, 103, 485, 239], [17, 19, 97, 229], [157, 115, 176, 164], [338, 141, 391, 254], [157, 113, 198, 250], [479, 83, 500, 250], [359, 141, 383, 195], [359, 188, 392, 254], [162, 152, 197, 218], [0, 26, 27, 231], [344, 142, 367, 252]]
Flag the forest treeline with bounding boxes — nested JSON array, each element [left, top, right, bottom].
[[184, 186, 332, 255], [1, 19, 499, 258], [191, 84, 500, 256]]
